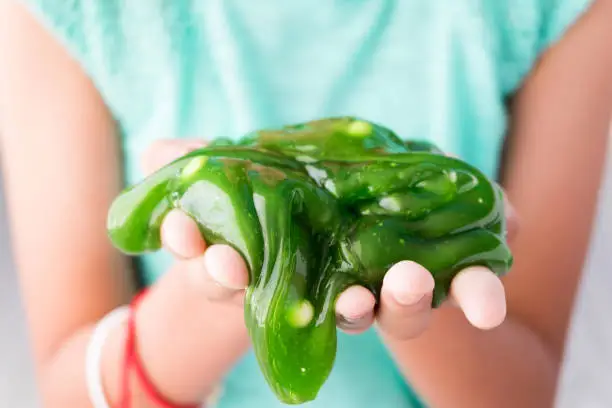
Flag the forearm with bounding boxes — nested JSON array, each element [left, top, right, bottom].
[[40, 290, 250, 407], [383, 309, 558, 408]]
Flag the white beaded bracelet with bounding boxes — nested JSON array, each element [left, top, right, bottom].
[[86, 306, 130, 408], [205, 383, 224, 407]]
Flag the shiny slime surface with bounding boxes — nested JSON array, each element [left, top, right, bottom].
[[107, 117, 513, 404]]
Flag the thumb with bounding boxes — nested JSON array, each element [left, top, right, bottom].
[[503, 195, 520, 242]]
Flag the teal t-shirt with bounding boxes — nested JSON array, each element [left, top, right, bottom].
[[21, 1, 592, 407]]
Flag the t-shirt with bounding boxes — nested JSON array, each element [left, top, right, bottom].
[[20, 0, 593, 406]]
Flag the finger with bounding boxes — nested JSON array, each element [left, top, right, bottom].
[[141, 139, 207, 176], [503, 195, 520, 242], [450, 266, 506, 330], [448, 153, 519, 242], [161, 209, 207, 259], [377, 261, 435, 339], [189, 244, 250, 303], [168, 244, 248, 306], [335, 286, 376, 334]]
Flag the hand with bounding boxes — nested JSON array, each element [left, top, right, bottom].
[[140, 138, 250, 305], [139, 140, 518, 360], [335, 196, 519, 340], [331, 148, 519, 338], [113, 138, 251, 406]]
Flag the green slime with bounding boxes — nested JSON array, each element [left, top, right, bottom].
[[107, 117, 513, 404]]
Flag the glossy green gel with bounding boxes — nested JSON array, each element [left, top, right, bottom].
[[107, 117, 513, 404]]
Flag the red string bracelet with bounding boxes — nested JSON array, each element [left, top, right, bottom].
[[119, 289, 201, 408]]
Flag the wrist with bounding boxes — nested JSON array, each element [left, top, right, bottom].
[[100, 297, 248, 407], [132, 293, 249, 404]]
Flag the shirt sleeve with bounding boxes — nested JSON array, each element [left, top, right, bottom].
[[17, 0, 126, 93], [494, 0, 595, 95], [539, 0, 595, 51]]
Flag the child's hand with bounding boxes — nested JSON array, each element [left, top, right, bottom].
[[334, 168, 520, 340], [342, 255, 514, 339], [141, 140, 518, 344], [141, 138, 251, 306], [121, 139, 253, 405]]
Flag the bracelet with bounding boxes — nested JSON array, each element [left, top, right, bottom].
[[120, 289, 201, 408], [86, 306, 130, 408], [205, 384, 223, 407], [86, 294, 223, 408]]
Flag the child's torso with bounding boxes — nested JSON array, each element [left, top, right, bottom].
[[110, 0, 529, 184], [21, 0, 592, 406]]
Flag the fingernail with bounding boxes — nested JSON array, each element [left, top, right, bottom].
[[383, 261, 435, 306], [203, 246, 248, 290], [393, 291, 426, 306], [336, 313, 371, 332], [205, 260, 244, 290]]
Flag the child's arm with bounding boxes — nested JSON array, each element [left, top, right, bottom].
[[384, 1, 612, 407], [0, 3, 250, 407]]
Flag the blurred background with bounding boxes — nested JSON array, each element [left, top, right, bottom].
[[0, 145, 611, 407]]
